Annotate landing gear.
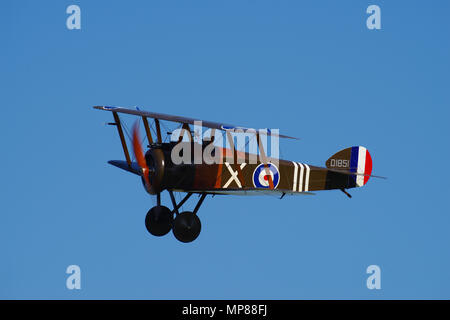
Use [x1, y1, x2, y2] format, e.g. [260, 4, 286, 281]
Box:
[144, 191, 207, 243]
[172, 212, 202, 243]
[145, 193, 172, 236]
[145, 205, 173, 236]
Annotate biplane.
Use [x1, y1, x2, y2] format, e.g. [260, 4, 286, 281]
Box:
[94, 106, 382, 243]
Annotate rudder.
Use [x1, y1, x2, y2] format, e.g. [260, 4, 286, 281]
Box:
[325, 146, 373, 187]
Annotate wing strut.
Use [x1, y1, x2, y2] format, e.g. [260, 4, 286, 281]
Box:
[112, 112, 131, 167]
[141, 116, 153, 145]
[154, 119, 162, 143]
[178, 123, 193, 143]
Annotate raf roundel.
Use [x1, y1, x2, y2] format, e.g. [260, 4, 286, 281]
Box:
[253, 163, 280, 189]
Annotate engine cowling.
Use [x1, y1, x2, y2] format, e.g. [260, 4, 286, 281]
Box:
[141, 142, 199, 194]
[143, 148, 165, 194]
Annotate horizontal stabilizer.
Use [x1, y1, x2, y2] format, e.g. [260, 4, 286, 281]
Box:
[327, 168, 387, 179]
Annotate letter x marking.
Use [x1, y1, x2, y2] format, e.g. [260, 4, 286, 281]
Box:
[223, 162, 247, 188]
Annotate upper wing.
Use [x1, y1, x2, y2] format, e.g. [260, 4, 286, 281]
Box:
[93, 106, 298, 140]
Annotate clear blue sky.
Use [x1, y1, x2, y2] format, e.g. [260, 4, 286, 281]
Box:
[1, 0, 449, 299]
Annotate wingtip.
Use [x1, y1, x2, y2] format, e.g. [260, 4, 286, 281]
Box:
[93, 106, 120, 111]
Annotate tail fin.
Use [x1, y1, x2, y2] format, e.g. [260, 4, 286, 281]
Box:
[325, 146, 373, 187]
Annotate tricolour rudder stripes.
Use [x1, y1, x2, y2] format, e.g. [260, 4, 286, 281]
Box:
[326, 146, 373, 188]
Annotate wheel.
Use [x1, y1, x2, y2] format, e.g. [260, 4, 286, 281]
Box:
[145, 205, 173, 236]
[172, 211, 201, 243]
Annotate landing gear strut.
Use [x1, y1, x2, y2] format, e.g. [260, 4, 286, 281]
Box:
[171, 193, 206, 243]
[144, 191, 207, 243]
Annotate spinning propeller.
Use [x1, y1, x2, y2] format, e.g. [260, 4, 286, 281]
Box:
[132, 121, 151, 192]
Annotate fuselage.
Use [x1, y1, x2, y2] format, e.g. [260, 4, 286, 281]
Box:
[142, 142, 360, 194]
